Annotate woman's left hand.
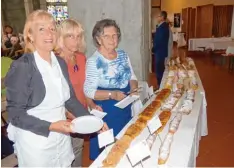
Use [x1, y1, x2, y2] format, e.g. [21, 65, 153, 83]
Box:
[99, 122, 109, 133]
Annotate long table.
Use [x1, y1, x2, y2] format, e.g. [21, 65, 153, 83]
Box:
[188, 37, 232, 51]
[206, 41, 234, 51]
[90, 61, 208, 168]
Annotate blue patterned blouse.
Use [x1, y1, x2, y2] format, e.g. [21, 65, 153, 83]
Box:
[84, 49, 137, 99]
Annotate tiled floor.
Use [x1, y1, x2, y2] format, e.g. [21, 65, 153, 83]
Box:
[191, 55, 234, 167]
[82, 54, 234, 167]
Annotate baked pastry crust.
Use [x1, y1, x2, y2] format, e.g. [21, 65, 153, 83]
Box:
[156, 89, 171, 102]
[135, 117, 148, 128]
[156, 111, 171, 134]
[102, 88, 174, 167]
[158, 158, 167, 165]
[124, 124, 143, 139]
[102, 135, 132, 167]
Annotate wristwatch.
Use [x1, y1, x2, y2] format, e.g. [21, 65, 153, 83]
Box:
[108, 92, 112, 99]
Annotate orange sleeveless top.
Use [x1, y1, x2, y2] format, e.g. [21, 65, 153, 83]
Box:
[66, 52, 87, 109]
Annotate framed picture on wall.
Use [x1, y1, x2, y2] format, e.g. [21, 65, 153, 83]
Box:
[174, 13, 181, 28]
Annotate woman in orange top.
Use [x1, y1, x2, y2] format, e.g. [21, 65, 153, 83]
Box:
[56, 19, 103, 167]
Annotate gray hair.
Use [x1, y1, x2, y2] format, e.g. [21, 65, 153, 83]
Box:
[92, 19, 121, 47]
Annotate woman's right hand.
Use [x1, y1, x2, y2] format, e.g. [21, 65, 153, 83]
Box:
[111, 91, 126, 101]
[49, 120, 73, 134]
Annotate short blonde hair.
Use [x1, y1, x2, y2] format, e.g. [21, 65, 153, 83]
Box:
[56, 19, 86, 55]
[23, 10, 55, 53]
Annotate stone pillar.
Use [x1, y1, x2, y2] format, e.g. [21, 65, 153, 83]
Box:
[40, 0, 47, 11]
[1, 0, 26, 33]
[68, 0, 151, 81]
[24, 0, 34, 15]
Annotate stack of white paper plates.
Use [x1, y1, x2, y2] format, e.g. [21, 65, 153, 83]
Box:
[71, 116, 103, 134]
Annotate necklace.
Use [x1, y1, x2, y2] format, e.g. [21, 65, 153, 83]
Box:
[74, 64, 79, 72]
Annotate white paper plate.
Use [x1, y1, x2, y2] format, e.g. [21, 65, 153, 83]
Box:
[71, 115, 103, 134]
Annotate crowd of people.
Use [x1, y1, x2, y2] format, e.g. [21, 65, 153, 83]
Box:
[1, 25, 24, 59]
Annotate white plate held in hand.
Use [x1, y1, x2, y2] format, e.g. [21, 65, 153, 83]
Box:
[71, 116, 104, 134]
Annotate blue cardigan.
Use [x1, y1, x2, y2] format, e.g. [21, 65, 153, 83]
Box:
[5, 53, 89, 137]
[153, 22, 169, 58]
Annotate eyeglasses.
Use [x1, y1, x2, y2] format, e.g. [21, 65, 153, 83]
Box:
[101, 34, 118, 41]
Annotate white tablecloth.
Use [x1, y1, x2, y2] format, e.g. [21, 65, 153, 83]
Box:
[206, 41, 234, 50]
[159, 62, 208, 167]
[91, 61, 208, 168]
[173, 33, 178, 42]
[188, 37, 232, 51]
[226, 46, 234, 55]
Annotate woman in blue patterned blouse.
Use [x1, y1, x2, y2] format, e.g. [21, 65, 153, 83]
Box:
[84, 19, 138, 160]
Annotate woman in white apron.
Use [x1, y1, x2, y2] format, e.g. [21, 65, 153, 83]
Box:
[5, 10, 90, 167]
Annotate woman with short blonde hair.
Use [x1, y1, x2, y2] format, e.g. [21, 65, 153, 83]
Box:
[56, 19, 105, 166]
[5, 10, 91, 167]
[57, 19, 86, 54]
[23, 10, 55, 53]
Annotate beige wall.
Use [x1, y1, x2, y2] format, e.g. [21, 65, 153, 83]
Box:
[161, 0, 234, 13]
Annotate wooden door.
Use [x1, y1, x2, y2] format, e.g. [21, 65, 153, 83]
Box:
[188, 8, 196, 39]
[213, 5, 233, 37]
[182, 7, 194, 42]
[181, 8, 188, 33]
[196, 4, 214, 38]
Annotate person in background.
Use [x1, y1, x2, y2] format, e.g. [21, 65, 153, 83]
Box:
[3, 34, 12, 49]
[84, 19, 138, 160]
[4, 25, 13, 48]
[5, 10, 91, 167]
[4, 25, 13, 35]
[56, 18, 104, 167]
[153, 11, 169, 87]
[7, 34, 22, 58]
[18, 33, 25, 48]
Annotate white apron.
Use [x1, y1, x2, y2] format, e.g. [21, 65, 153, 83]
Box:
[7, 52, 74, 167]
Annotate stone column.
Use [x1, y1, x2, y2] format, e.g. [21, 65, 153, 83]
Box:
[68, 0, 151, 81]
[24, 0, 34, 15]
[40, 0, 47, 11]
[2, 0, 27, 33]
